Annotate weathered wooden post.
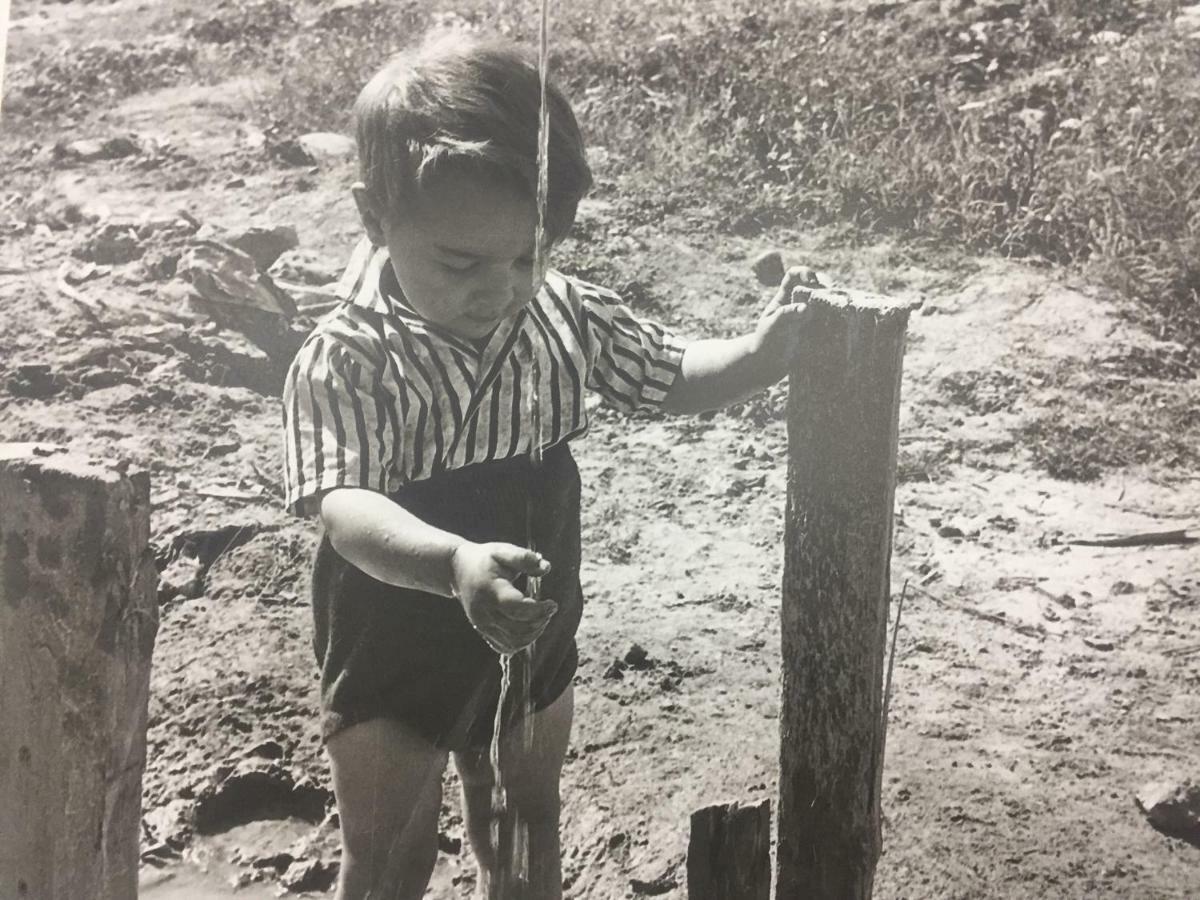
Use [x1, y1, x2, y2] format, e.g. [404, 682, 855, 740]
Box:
[0, 445, 158, 900]
[687, 799, 772, 900]
[776, 289, 916, 898]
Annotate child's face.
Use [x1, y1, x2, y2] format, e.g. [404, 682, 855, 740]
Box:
[353, 169, 540, 341]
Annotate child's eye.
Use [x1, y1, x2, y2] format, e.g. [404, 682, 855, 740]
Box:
[442, 260, 478, 274]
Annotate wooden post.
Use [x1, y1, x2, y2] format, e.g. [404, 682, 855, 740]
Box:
[0, 445, 158, 900]
[687, 799, 772, 900]
[776, 290, 916, 899]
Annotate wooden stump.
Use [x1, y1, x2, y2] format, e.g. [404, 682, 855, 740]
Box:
[688, 799, 772, 900]
[777, 290, 916, 899]
[0, 445, 158, 900]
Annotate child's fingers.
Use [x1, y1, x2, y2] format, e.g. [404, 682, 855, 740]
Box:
[491, 543, 553, 577]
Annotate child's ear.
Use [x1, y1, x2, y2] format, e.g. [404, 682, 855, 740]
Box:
[351, 183, 387, 247]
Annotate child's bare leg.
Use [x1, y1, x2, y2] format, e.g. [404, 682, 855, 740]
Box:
[453, 685, 573, 900]
[326, 718, 449, 900]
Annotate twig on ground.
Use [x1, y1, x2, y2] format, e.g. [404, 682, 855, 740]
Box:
[1162, 643, 1200, 659]
[911, 583, 1049, 641]
[55, 261, 109, 330]
[1069, 529, 1196, 548]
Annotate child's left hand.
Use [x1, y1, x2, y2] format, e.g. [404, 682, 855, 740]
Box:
[753, 265, 824, 363]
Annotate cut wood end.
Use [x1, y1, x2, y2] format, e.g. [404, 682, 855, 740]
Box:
[0, 443, 139, 485]
[797, 286, 923, 315]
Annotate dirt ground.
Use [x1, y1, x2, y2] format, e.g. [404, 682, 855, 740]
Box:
[3, 2, 1198, 898]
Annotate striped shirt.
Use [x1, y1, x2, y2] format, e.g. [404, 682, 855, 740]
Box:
[282, 243, 688, 516]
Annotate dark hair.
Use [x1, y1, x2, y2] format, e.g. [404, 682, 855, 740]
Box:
[354, 30, 592, 243]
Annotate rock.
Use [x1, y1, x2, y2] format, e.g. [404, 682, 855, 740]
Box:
[937, 524, 965, 539]
[53, 135, 140, 164]
[602, 660, 626, 680]
[623, 643, 652, 670]
[267, 138, 316, 167]
[7, 364, 66, 399]
[158, 553, 205, 603]
[230, 225, 299, 272]
[1136, 780, 1200, 848]
[179, 240, 298, 317]
[143, 798, 194, 849]
[297, 131, 357, 164]
[751, 250, 785, 287]
[74, 222, 144, 265]
[268, 248, 341, 286]
[281, 858, 338, 893]
[244, 739, 287, 760]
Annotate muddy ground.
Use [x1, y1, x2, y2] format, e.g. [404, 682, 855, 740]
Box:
[3, 1, 1198, 898]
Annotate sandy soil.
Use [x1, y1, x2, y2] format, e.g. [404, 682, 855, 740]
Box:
[3, 2, 1198, 898]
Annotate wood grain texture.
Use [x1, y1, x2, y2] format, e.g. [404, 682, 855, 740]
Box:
[688, 799, 772, 900]
[0, 445, 158, 900]
[776, 299, 911, 899]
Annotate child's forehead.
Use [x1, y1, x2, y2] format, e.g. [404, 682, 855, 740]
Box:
[396, 172, 538, 257]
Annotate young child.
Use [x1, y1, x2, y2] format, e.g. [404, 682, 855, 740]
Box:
[282, 30, 817, 900]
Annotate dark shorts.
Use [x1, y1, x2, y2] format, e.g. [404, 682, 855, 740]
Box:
[310, 442, 583, 752]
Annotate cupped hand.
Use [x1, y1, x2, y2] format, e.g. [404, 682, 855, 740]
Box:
[450, 542, 557, 655]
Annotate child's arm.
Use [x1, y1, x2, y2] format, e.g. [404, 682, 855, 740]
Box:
[320, 487, 557, 654]
[661, 267, 820, 415]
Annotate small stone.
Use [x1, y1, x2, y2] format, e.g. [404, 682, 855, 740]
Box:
[937, 524, 965, 539]
[297, 132, 356, 164]
[53, 135, 140, 164]
[602, 660, 626, 680]
[751, 250, 785, 287]
[244, 739, 286, 760]
[1083, 636, 1116, 652]
[1136, 780, 1200, 848]
[158, 554, 205, 603]
[623, 643, 651, 669]
[75, 222, 145, 265]
[205, 439, 241, 458]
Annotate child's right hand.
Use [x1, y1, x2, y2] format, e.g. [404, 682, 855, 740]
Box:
[449, 542, 557, 654]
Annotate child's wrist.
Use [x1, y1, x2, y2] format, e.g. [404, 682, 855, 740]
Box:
[446, 539, 475, 600]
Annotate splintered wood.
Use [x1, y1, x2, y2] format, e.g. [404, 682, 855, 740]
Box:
[777, 289, 916, 899]
[0, 444, 158, 900]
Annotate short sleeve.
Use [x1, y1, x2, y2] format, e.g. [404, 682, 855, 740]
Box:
[576, 281, 687, 413]
[281, 332, 399, 517]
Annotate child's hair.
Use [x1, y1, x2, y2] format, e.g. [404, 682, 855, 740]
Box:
[354, 30, 593, 243]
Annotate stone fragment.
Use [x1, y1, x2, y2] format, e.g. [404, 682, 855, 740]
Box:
[230, 225, 300, 272]
[298, 131, 357, 164]
[157, 553, 205, 604]
[74, 222, 144, 265]
[281, 858, 338, 893]
[751, 250, 785, 287]
[624, 643, 652, 670]
[7, 364, 66, 399]
[1136, 780, 1200, 848]
[268, 248, 341, 286]
[53, 135, 140, 164]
